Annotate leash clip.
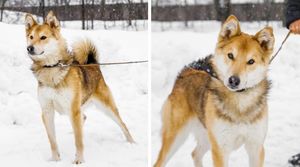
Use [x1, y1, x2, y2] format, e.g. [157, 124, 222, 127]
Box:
[58, 62, 69, 67]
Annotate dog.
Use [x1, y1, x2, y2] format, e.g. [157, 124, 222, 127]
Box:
[25, 11, 134, 164]
[154, 15, 274, 167]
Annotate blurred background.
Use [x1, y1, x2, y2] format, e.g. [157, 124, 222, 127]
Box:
[0, 0, 148, 30]
[152, 0, 286, 31]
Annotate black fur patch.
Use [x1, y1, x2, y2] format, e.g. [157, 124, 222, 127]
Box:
[87, 50, 97, 64]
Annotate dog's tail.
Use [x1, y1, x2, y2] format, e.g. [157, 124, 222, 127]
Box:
[72, 39, 99, 65]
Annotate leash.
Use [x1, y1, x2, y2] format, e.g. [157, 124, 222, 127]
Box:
[70, 60, 148, 67]
[269, 31, 291, 64]
[49, 60, 148, 68]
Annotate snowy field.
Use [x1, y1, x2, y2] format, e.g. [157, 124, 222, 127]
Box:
[0, 23, 148, 167]
[152, 22, 300, 167]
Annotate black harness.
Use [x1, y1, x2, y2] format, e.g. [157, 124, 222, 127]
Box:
[187, 54, 218, 79]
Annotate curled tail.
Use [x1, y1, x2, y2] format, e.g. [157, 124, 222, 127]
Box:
[72, 39, 98, 64]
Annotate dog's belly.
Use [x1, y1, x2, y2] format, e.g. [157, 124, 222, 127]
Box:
[38, 86, 73, 115]
[211, 116, 267, 152]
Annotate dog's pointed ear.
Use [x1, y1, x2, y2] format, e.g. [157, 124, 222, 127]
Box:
[25, 14, 37, 30]
[219, 15, 241, 41]
[254, 27, 275, 52]
[45, 11, 60, 29]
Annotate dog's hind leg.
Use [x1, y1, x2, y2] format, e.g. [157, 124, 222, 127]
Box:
[41, 106, 60, 161]
[191, 119, 210, 167]
[154, 100, 192, 167]
[92, 79, 134, 143]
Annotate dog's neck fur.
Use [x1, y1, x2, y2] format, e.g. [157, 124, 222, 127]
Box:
[209, 78, 270, 123]
[31, 39, 72, 87]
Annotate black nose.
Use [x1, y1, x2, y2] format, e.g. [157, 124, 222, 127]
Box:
[228, 76, 240, 88]
[27, 45, 34, 54]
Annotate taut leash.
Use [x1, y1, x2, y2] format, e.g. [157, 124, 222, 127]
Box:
[269, 31, 291, 64]
[70, 60, 148, 67]
[48, 60, 148, 68]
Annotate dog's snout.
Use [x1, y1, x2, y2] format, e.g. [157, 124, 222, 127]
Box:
[27, 45, 34, 54]
[228, 76, 240, 88]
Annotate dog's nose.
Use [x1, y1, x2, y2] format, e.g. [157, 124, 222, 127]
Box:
[228, 76, 240, 88]
[27, 45, 34, 54]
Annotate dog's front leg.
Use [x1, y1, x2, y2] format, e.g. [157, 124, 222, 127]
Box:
[245, 143, 265, 167]
[42, 107, 60, 161]
[208, 131, 229, 167]
[70, 102, 84, 164]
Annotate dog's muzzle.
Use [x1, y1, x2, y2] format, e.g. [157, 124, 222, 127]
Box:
[27, 45, 44, 56]
[27, 45, 35, 55]
[228, 75, 240, 89]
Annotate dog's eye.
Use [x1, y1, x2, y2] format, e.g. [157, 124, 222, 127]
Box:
[227, 53, 234, 60]
[40, 36, 47, 40]
[30, 35, 33, 39]
[247, 59, 255, 65]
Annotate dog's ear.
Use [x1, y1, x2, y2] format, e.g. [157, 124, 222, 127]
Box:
[25, 14, 37, 30]
[219, 15, 241, 41]
[45, 11, 60, 29]
[254, 27, 274, 52]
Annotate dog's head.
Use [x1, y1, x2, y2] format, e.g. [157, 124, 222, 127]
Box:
[213, 15, 274, 92]
[25, 11, 64, 64]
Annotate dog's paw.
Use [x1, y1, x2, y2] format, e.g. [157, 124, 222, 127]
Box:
[73, 155, 84, 165]
[126, 136, 136, 144]
[50, 152, 61, 161]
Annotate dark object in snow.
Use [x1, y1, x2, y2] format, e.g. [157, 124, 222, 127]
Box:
[185, 54, 218, 79]
[288, 153, 300, 166]
[286, 0, 300, 28]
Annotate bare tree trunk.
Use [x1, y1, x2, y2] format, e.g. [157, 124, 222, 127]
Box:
[81, 0, 85, 30]
[64, 0, 71, 5]
[214, 0, 230, 22]
[100, 0, 106, 29]
[184, 0, 188, 27]
[127, 0, 132, 26]
[91, 0, 94, 29]
[40, 0, 45, 21]
[0, 0, 8, 22]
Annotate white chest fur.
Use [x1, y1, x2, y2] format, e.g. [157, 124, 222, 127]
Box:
[212, 117, 268, 152]
[38, 86, 73, 115]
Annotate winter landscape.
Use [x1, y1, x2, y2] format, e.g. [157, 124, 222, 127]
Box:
[0, 23, 148, 167]
[152, 21, 300, 167]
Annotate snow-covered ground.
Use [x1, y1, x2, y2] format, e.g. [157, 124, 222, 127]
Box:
[0, 23, 148, 167]
[152, 22, 300, 167]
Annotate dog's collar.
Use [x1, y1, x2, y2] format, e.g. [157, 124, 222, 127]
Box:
[43, 61, 69, 68]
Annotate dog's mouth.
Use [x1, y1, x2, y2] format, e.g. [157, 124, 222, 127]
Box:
[226, 85, 246, 93]
[29, 51, 44, 56]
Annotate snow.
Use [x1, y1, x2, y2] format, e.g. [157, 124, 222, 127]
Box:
[152, 22, 300, 167]
[0, 23, 148, 167]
